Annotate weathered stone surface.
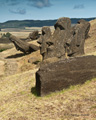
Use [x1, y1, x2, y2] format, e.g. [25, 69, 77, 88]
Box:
[54, 17, 71, 30]
[28, 57, 40, 64]
[36, 55, 96, 96]
[37, 26, 52, 59]
[38, 17, 90, 60]
[77, 19, 90, 39]
[9, 35, 39, 54]
[29, 31, 40, 40]
[66, 19, 90, 57]
[37, 18, 72, 60]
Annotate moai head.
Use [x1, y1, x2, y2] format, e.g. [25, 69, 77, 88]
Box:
[53, 17, 72, 59]
[77, 19, 90, 39]
[39, 17, 73, 60]
[65, 19, 90, 57]
[37, 26, 52, 60]
[54, 17, 71, 30]
[29, 30, 39, 40]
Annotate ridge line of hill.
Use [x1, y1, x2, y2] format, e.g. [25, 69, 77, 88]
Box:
[0, 17, 96, 29]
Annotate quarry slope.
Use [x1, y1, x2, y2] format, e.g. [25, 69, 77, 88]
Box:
[0, 19, 96, 120]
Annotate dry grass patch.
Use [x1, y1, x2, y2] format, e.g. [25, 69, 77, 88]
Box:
[0, 21, 96, 120]
[0, 69, 96, 120]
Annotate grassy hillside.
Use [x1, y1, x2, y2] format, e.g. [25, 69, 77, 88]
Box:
[0, 17, 95, 28]
[0, 19, 96, 120]
[0, 71, 95, 120]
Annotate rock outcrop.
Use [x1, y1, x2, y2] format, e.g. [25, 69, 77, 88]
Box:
[9, 35, 39, 54]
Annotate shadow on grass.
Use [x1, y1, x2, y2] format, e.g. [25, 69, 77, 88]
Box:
[5, 53, 27, 59]
[31, 87, 38, 97]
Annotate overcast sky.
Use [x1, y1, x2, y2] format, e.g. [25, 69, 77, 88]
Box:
[0, 0, 96, 22]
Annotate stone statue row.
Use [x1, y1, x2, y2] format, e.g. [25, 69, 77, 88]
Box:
[38, 17, 90, 60]
[9, 17, 90, 61]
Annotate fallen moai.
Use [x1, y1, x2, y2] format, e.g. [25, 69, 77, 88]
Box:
[29, 30, 40, 40]
[36, 55, 96, 96]
[9, 35, 39, 54]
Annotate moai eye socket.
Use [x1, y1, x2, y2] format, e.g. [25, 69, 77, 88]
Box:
[76, 45, 80, 47]
[66, 42, 70, 47]
[73, 31, 76, 36]
[42, 31, 46, 35]
[46, 41, 53, 46]
[55, 24, 65, 30]
[37, 39, 42, 45]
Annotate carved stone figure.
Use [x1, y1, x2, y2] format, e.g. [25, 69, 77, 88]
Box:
[29, 30, 40, 40]
[9, 35, 39, 54]
[38, 17, 90, 60]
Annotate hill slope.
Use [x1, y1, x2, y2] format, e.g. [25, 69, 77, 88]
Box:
[0, 19, 96, 120]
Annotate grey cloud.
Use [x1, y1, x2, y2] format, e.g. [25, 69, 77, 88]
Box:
[28, 0, 52, 8]
[6, 0, 20, 6]
[2, 0, 52, 8]
[74, 4, 85, 9]
[9, 8, 26, 15]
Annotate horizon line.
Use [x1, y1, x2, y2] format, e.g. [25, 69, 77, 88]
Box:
[0, 17, 96, 23]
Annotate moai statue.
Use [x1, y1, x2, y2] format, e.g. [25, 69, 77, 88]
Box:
[46, 17, 72, 59]
[9, 35, 39, 54]
[38, 17, 72, 60]
[37, 26, 52, 60]
[65, 19, 90, 57]
[29, 30, 40, 40]
[38, 17, 90, 61]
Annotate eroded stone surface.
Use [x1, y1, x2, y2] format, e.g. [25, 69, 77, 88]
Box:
[36, 55, 96, 96]
[29, 31, 40, 40]
[9, 35, 39, 54]
[37, 26, 52, 59]
[38, 17, 90, 60]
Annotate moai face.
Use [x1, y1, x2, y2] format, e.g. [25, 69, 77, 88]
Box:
[38, 27, 52, 60]
[42, 17, 72, 59]
[65, 19, 90, 57]
[54, 17, 71, 30]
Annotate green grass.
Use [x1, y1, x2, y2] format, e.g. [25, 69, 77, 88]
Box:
[45, 79, 95, 98]
[0, 49, 6, 52]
